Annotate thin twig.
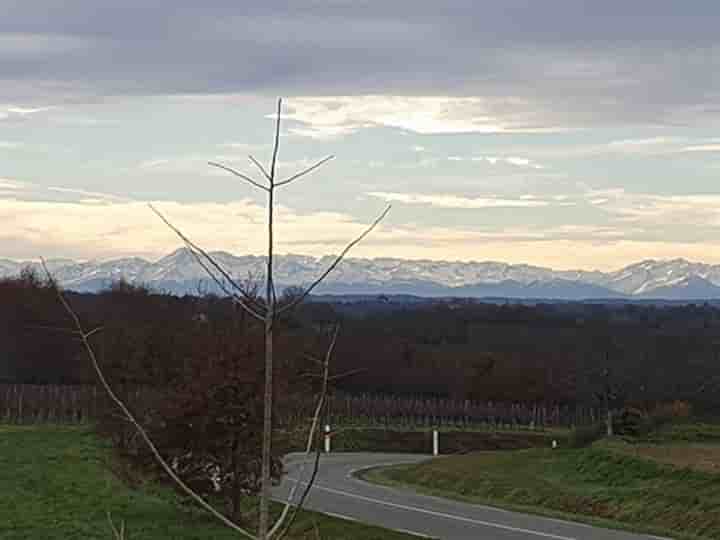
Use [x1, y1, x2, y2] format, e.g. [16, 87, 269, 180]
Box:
[107, 511, 123, 540]
[208, 161, 270, 192]
[43, 261, 257, 540]
[302, 353, 326, 367]
[300, 368, 366, 381]
[269, 326, 339, 540]
[85, 326, 104, 339]
[328, 368, 367, 381]
[269, 99, 282, 183]
[249, 155, 271, 183]
[275, 156, 334, 188]
[277, 205, 391, 315]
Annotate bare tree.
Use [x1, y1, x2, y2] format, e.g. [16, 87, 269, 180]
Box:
[205, 98, 389, 538]
[46, 97, 389, 540]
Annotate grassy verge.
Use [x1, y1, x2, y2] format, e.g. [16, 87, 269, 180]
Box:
[604, 438, 720, 474]
[327, 426, 559, 453]
[639, 422, 720, 444]
[0, 425, 419, 540]
[361, 440, 720, 540]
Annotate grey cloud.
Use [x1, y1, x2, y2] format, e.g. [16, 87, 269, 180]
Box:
[1, 1, 720, 128]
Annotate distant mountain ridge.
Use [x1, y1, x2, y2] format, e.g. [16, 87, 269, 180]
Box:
[4, 249, 720, 300]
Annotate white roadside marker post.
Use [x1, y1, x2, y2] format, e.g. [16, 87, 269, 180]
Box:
[433, 429, 439, 456]
[324, 424, 331, 453]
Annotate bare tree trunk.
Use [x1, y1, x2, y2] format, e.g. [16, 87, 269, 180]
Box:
[259, 309, 274, 537]
[258, 98, 280, 540]
[606, 408, 614, 437]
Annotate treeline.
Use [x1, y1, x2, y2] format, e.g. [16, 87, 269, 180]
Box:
[3, 271, 720, 413]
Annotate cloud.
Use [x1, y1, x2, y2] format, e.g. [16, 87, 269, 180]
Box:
[283, 96, 567, 137]
[6, 181, 720, 270]
[5, 106, 53, 115]
[587, 189, 720, 227]
[605, 137, 688, 154]
[448, 155, 545, 169]
[9, 190, 720, 271]
[0, 3, 719, 131]
[0, 141, 22, 149]
[680, 144, 720, 153]
[0, 104, 54, 122]
[0, 177, 128, 204]
[0, 178, 25, 190]
[46, 186, 129, 202]
[0, 196, 389, 260]
[218, 142, 265, 152]
[367, 191, 551, 209]
[0, 33, 87, 57]
[0, 191, 628, 268]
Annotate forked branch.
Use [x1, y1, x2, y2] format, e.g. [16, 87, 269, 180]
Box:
[107, 512, 126, 540]
[275, 156, 335, 188]
[249, 155, 272, 182]
[208, 162, 270, 192]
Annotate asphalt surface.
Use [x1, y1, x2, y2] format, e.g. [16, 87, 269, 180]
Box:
[272, 452, 670, 540]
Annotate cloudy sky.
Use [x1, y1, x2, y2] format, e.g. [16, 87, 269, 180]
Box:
[3, 1, 720, 270]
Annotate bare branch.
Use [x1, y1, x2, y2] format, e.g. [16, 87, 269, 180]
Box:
[85, 326, 104, 339]
[187, 245, 264, 318]
[208, 161, 270, 192]
[106, 512, 126, 540]
[269, 325, 339, 540]
[328, 367, 367, 381]
[275, 156, 334, 188]
[258, 98, 283, 540]
[277, 205, 391, 315]
[43, 261, 257, 540]
[302, 353, 325, 367]
[301, 368, 366, 381]
[249, 155, 271, 183]
[269, 98, 282, 185]
[149, 204, 266, 321]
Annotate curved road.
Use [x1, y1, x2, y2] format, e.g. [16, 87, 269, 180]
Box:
[272, 453, 669, 540]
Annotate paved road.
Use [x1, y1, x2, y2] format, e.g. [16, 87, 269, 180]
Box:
[272, 453, 670, 540]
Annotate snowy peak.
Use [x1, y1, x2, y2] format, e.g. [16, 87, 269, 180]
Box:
[4, 252, 720, 300]
[636, 275, 720, 299]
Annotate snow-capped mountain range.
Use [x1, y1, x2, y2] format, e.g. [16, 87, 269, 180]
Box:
[5, 248, 720, 300]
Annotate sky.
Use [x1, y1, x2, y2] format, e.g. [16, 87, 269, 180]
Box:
[2, 1, 720, 271]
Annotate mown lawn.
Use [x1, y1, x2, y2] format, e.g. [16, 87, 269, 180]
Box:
[0, 425, 418, 540]
[363, 438, 720, 540]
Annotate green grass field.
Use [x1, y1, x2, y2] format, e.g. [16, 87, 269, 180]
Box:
[363, 435, 720, 540]
[0, 425, 418, 540]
